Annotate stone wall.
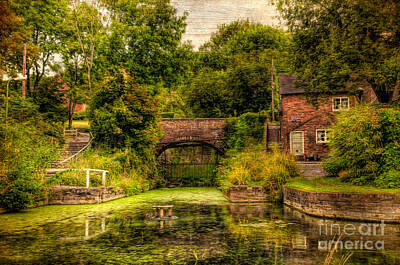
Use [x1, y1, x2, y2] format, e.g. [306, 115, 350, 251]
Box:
[157, 118, 226, 156]
[225, 186, 268, 202]
[284, 187, 400, 222]
[280, 94, 356, 158]
[48, 186, 126, 205]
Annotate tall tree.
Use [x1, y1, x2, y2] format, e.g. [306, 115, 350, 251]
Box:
[89, 69, 160, 154]
[60, 39, 87, 128]
[274, 0, 400, 103]
[185, 21, 291, 118]
[11, 0, 69, 94]
[70, 0, 104, 91]
[0, 0, 27, 74]
[100, 0, 189, 87]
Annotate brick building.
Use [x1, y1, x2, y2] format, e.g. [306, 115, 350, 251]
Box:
[279, 74, 360, 160]
[52, 75, 87, 113]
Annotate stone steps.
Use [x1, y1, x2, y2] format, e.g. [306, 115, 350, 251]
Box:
[50, 133, 91, 169]
[297, 162, 326, 179]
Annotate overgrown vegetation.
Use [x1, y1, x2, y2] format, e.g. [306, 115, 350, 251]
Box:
[0, 92, 62, 210]
[86, 69, 162, 193]
[89, 70, 160, 154]
[224, 112, 269, 151]
[184, 20, 291, 118]
[218, 145, 299, 201]
[324, 104, 400, 188]
[274, 0, 400, 103]
[47, 148, 161, 195]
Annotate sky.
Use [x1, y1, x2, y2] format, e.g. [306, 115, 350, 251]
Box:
[171, 0, 282, 49]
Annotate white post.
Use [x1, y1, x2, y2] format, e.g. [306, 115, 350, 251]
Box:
[102, 171, 106, 186]
[86, 170, 90, 188]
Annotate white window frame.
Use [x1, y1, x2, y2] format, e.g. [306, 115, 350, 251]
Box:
[316, 129, 332, 144]
[332, 97, 350, 111]
[290, 131, 304, 155]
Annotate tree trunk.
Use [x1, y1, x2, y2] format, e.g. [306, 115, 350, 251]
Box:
[68, 99, 73, 129]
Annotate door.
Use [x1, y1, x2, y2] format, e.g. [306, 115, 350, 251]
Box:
[290, 131, 304, 155]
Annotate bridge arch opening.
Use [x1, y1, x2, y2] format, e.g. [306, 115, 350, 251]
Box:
[156, 140, 224, 158]
[156, 141, 222, 187]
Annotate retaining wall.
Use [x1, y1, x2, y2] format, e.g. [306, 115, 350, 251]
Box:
[48, 186, 126, 205]
[283, 186, 400, 222]
[225, 186, 268, 202]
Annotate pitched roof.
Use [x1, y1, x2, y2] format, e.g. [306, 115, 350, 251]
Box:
[279, 73, 304, 95]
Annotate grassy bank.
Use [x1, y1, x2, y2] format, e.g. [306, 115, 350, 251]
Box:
[65, 120, 90, 129]
[286, 177, 400, 194]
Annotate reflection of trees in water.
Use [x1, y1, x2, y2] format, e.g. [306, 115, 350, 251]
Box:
[1, 203, 400, 264]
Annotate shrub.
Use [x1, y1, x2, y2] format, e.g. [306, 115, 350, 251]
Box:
[217, 145, 299, 201]
[0, 96, 61, 210]
[161, 112, 174, 118]
[0, 172, 42, 211]
[89, 69, 160, 156]
[224, 112, 268, 151]
[72, 111, 87, 120]
[325, 104, 400, 188]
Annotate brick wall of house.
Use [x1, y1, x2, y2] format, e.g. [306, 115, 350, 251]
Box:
[280, 94, 356, 158]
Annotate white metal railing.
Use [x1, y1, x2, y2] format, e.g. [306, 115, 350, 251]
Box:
[52, 168, 109, 188]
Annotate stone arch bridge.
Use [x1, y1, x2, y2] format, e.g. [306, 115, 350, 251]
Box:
[156, 118, 226, 156]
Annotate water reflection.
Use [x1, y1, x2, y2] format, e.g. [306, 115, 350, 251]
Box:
[0, 202, 399, 264]
[61, 218, 107, 241]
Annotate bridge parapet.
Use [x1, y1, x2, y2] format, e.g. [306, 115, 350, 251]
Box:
[156, 118, 226, 156]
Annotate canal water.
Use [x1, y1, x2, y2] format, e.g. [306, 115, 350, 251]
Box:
[0, 188, 399, 264]
[170, 0, 281, 48]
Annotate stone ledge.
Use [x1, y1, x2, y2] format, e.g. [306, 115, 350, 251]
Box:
[283, 186, 400, 222]
[225, 186, 268, 202]
[48, 186, 126, 205]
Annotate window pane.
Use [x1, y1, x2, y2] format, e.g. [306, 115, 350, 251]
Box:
[342, 98, 349, 109]
[333, 98, 341, 110]
[317, 131, 322, 142]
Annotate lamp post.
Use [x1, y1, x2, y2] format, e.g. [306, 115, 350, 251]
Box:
[2, 74, 27, 140]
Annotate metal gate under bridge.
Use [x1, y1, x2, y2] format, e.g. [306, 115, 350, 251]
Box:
[157, 143, 221, 187]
